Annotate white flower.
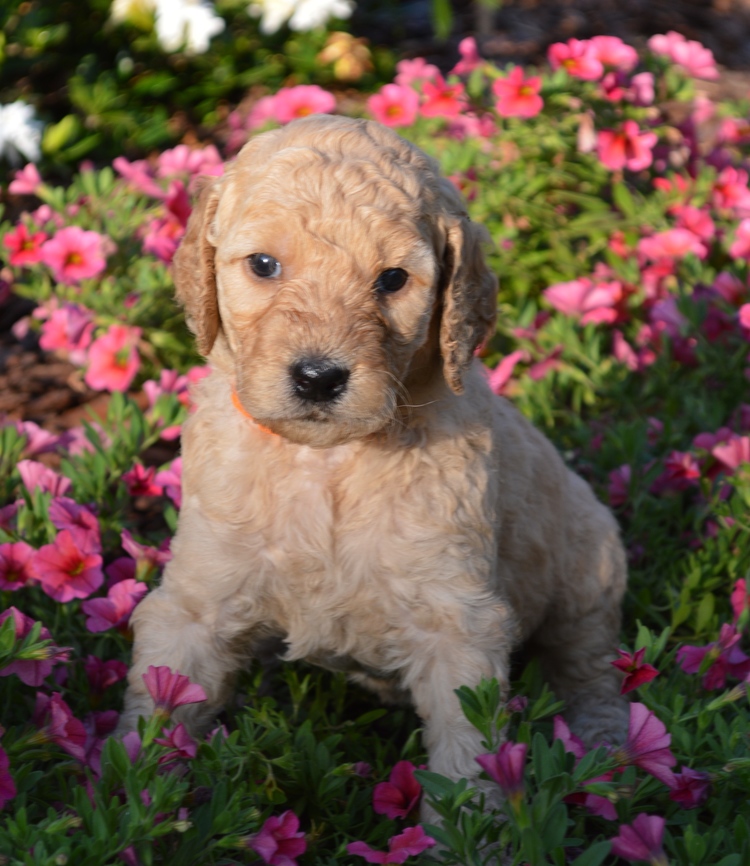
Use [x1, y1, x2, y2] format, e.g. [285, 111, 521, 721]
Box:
[0, 101, 44, 166]
[154, 0, 225, 54]
[248, 0, 353, 34]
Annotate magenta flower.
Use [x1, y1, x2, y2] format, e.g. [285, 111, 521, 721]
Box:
[420, 75, 467, 119]
[650, 450, 701, 495]
[84, 324, 141, 393]
[41, 226, 107, 284]
[731, 578, 749, 623]
[608, 464, 632, 507]
[33, 530, 103, 603]
[3, 223, 47, 266]
[367, 84, 419, 128]
[154, 722, 198, 767]
[8, 162, 42, 195]
[272, 85, 336, 125]
[372, 760, 422, 819]
[611, 648, 659, 694]
[0, 743, 15, 810]
[120, 529, 172, 580]
[475, 740, 527, 804]
[669, 766, 711, 809]
[677, 623, 750, 689]
[638, 228, 708, 262]
[347, 826, 436, 864]
[142, 665, 207, 717]
[597, 120, 658, 172]
[0, 607, 70, 686]
[610, 813, 668, 865]
[648, 31, 719, 80]
[122, 464, 164, 498]
[48, 496, 101, 554]
[83, 709, 120, 777]
[487, 349, 526, 396]
[0, 541, 36, 590]
[81, 578, 148, 634]
[548, 39, 603, 80]
[611, 703, 675, 786]
[31, 692, 87, 761]
[247, 810, 307, 866]
[492, 66, 543, 119]
[84, 655, 129, 696]
[17, 459, 72, 497]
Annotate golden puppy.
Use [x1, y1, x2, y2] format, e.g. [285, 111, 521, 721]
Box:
[120, 115, 628, 807]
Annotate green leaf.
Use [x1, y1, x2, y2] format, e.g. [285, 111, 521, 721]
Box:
[570, 840, 611, 866]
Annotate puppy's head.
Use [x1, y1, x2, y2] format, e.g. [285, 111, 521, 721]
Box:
[174, 115, 497, 447]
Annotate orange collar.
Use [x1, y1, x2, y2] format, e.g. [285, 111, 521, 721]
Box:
[231, 389, 279, 437]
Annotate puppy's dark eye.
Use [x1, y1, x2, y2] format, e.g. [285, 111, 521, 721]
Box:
[374, 268, 408, 294]
[248, 253, 281, 278]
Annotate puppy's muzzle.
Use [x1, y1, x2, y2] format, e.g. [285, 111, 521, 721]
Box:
[290, 358, 350, 403]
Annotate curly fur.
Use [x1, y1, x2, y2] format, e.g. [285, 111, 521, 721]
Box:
[120, 115, 629, 812]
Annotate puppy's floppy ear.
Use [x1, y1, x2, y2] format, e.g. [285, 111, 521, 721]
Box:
[173, 176, 222, 356]
[437, 181, 498, 394]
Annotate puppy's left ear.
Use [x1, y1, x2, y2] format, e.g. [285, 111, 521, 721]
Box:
[438, 185, 498, 394]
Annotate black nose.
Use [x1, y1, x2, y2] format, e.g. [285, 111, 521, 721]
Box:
[290, 358, 350, 403]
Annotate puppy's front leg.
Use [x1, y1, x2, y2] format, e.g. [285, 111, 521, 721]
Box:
[399, 602, 515, 819]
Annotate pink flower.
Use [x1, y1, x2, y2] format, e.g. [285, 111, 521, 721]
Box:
[39, 303, 94, 364]
[113, 156, 164, 198]
[0, 607, 70, 686]
[14, 419, 65, 457]
[611, 703, 675, 786]
[33, 530, 104, 603]
[48, 497, 101, 554]
[373, 760, 421, 819]
[84, 324, 141, 392]
[83, 709, 119, 777]
[638, 228, 707, 261]
[492, 66, 543, 119]
[712, 435, 750, 473]
[548, 39, 603, 80]
[154, 722, 197, 766]
[41, 227, 107, 284]
[156, 144, 223, 180]
[543, 278, 621, 324]
[120, 529, 172, 580]
[82, 578, 148, 634]
[610, 813, 668, 865]
[611, 648, 659, 694]
[650, 450, 701, 494]
[553, 716, 616, 819]
[32, 692, 87, 761]
[84, 655, 129, 696]
[17, 460, 72, 497]
[475, 740, 527, 804]
[629, 71, 655, 106]
[420, 75, 467, 119]
[451, 36, 483, 76]
[347, 826, 436, 864]
[597, 120, 658, 172]
[677, 623, 750, 689]
[0, 541, 36, 590]
[0, 745, 16, 810]
[142, 214, 184, 263]
[272, 86, 336, 124]
[712, 167, 750, 216]
[8, 163, 42, 195]
[367, 84, 419, 128]
[648, 31, 719, 80]
[487, 350, 526, 395]
[247, 811, 307, 866]
[608, 464, 632, 507]
[731, 578, 749, 623]
[142, 665, 207, 717]
[155, 459, 182, 508]
[669, 766, 711, 809]
[730, 219, 750, 261]
[394, 57, 440, 87]
[673, 204, 715, 242]
[3, 223, 47, 266]
[122, 464, 164, 497]
[589, 35, 638, 72]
